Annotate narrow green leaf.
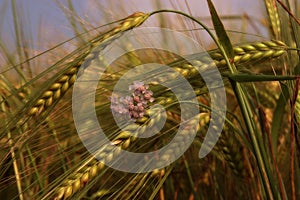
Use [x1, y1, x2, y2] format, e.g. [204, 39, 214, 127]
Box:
[207, 0, 234, 58]
[271, 83, 289, 155]
[293, 61, 300, 75]
[226, 73, 297, 82]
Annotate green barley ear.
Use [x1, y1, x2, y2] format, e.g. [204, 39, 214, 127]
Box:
[2, 2, 298, 199]
[119, 12, 150, 29]
[52, 111, 208, 199]
[217, 125, 248, 177]
[53, 157, 105, 200]
[61, 38, 287, 198]
[27, 12, 150, 117]
[264, 0, 281, 39]
[211, 40, 287, 69]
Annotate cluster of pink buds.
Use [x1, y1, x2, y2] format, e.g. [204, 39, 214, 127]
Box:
[110, 81, 154, 121]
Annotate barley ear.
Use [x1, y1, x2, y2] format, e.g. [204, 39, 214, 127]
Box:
[218, 125, 247, 177]
[264, 0, 281, 39]
[28, 12, 150, 117]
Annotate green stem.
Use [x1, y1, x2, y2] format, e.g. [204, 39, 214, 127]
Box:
[149, 9, 280, 199]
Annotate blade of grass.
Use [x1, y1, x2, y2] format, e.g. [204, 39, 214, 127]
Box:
[207, 0, 234, 59]
[271, 83, 289, 153]
[11, 0, 28, 83]
[227, 74, 297, 82]
[150, 7, 281, 198]
[253, 83, 288, 200]
[206, 0, 283, 199]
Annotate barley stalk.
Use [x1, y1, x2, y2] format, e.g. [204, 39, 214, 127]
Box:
[295, 89, 300, 126]
[0, 95, 24, 200]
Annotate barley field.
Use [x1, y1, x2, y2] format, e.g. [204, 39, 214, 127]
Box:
[0, 1, 299, 199]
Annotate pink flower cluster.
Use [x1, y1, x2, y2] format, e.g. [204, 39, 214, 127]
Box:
[110, 81, 154, 120]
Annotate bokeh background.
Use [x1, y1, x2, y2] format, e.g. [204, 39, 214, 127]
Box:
[1, 0, 270, 53]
